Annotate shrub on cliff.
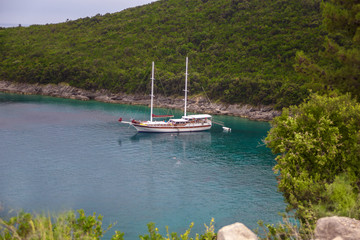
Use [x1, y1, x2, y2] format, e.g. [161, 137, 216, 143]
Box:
[265, 93, 360, 223]
[0, 210, 216, 240]
[0, 209, 124, 240]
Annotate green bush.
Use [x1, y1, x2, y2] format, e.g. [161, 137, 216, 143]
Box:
[139, 218, 216, 240]
[256, 214, 315, 240]
[0, 210, 216, 240]
[265, 93, 360, 223]
[0, 209, 123, 240]
[318, 173, 360, 218]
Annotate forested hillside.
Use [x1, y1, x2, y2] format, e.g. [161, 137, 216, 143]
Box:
[0, 0, 324, 108]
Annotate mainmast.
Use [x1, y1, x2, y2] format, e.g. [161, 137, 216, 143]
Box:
[184, 57, 189, 117]
[150, 61, 155, 122]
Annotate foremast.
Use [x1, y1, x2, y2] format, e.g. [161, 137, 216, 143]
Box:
[150, 61, 155, 122]
[184, 57, 189, 117]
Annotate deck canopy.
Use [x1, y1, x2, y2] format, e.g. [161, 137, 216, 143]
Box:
[182, 114, 212, 120]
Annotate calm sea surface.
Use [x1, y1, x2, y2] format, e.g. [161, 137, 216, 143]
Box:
[0, 93, 285, 239]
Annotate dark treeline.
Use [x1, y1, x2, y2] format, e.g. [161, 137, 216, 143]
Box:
[1, 0, 325, 108]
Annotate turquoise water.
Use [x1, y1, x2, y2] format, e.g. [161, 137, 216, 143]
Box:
[0, 93, 285, 239]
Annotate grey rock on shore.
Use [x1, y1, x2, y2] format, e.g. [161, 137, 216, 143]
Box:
[315, 216, 360, 240]
[0, 81, 281, 121]
[218, 216, 360, 240]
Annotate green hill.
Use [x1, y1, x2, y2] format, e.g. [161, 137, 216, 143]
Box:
[0, 0, 324, 108]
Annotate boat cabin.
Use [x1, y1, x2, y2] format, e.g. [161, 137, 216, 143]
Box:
[169, 119, 188, 125]
[182, 114, 212, 123]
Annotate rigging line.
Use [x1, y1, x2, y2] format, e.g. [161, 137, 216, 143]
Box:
[201, 86, 214, 110]
[201, 85, 231, 132]
[121, 66, 152, 121]
[158, 76, 168, 98]
[201, 85, 225, 127]
[157, 74, 175, 117]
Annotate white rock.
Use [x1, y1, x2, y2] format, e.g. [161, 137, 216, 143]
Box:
[217, 222, 258, 240]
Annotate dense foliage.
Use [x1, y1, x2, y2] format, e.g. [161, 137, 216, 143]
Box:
[0, 0, 324, 108]
[263, 0, 360, 230]
[0, 210, 216, 240]
[294, 0, 360, 102]
[0, 209, 123, 240]
[139, 220, 216, 240]
[265, 93, 360, 223]
[256, 215, 314, 240]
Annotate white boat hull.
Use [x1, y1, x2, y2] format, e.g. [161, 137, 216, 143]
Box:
[132, 124, 212, 133]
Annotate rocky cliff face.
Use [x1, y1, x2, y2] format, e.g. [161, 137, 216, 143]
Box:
[0, 81, 280, 121]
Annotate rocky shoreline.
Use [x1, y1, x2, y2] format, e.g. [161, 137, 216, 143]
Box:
[0, 80, 280, 121]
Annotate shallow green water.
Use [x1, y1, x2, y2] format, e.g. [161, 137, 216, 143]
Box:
[0, 93, 285, 239]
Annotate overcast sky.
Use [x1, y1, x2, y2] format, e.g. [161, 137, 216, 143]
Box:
[0, 0, 157, 27]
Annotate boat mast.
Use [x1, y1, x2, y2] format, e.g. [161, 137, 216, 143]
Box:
[184, 57, 189, 117]
[150, 61, 155, 122]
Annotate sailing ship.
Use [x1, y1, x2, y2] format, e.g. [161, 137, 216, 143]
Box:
[119, 57, 212, 133]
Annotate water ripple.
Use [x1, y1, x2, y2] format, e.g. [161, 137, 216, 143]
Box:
[0, 93, 285, 239]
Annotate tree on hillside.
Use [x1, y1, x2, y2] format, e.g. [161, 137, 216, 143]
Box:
[265, 93, 360, 223]
[0, 0, 324, 107]
[294, 0, 360, 100]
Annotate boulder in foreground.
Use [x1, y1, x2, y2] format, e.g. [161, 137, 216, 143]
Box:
[217, 222, 258, 240]
[315, 216, 360, 240]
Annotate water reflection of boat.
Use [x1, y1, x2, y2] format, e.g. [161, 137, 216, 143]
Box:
[129, 131, 212, 144]
[118, 58, 212, 133]
[129, 132, 212, 164]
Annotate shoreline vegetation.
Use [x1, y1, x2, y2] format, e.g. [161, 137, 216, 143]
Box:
[1, 209, 360, 240]
[0, 0, 324, 115]
[0, 80, 280, 121]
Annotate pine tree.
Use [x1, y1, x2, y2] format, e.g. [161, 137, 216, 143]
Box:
[294, 0, 360, 99]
